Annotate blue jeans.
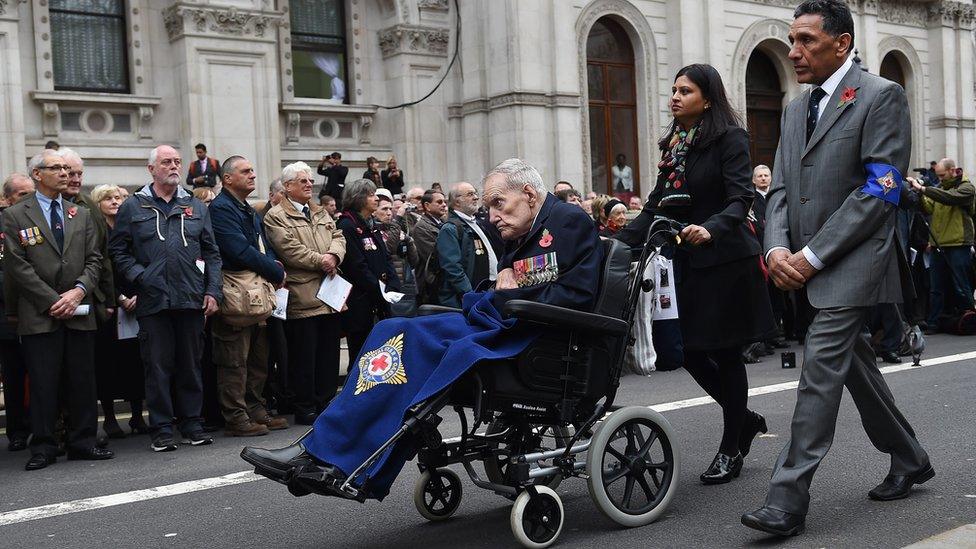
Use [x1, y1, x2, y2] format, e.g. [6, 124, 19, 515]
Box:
[927, 246, 975, 325]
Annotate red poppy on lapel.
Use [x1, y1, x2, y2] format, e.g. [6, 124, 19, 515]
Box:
[66, 206, 78, 219]
[183, 206, 193, 217]
[838, 86, 858, 108]
[539, 229, 553, 248]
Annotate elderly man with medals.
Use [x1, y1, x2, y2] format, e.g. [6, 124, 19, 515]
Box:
[242, 158, 603, 499]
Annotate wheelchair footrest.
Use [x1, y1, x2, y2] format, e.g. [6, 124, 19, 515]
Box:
[290, 465, 368, 503]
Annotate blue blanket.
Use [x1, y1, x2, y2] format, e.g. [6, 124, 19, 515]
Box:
[302, 291, 535, 499]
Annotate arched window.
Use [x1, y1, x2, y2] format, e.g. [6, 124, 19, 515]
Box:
[50, 0, 129, 93]
[880, 53, 907, 88]
[586, 17, 639, 201]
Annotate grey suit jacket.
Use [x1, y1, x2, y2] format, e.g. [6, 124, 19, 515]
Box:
[2, 193, 101, 335]
[764, 65, 908, 309]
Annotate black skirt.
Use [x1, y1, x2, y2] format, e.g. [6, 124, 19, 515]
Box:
[672, 251, 776, 352]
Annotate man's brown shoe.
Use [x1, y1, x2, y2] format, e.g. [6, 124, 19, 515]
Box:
[255, 416, 289, 431]
[226, 421, 270, 437]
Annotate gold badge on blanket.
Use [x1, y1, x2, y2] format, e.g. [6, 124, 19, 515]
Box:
[512, 252, 559, 288]
[355, 333, 407, 395]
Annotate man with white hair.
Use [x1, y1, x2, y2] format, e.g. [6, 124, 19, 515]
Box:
[108, 145, 223, 452]
[58, 148, 93, 208]
[431, 182, 498, 307]
[4, 149, 108, 469]
[242, 158, 604, 499]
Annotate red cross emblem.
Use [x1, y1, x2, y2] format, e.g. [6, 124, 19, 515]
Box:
[370, 353, 390, 374]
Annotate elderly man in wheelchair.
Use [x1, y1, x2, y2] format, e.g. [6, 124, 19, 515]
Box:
[242, 158, 682, 548]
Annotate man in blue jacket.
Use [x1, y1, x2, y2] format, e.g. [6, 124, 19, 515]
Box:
[435, 182, 498, 307]
[209, 156, 288, 437]
[108, 145, 223, 453]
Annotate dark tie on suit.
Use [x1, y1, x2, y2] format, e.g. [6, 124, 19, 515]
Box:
[50, 200, 64, 251]
[302, 204, 311, 221]
[806, 87, 828, 143]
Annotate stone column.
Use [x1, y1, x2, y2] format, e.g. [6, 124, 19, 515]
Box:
[854, 0, 879, 71]
[926, 2, 975, 171]
[161, 1, 284, 195]
[0, 1, 25, 178]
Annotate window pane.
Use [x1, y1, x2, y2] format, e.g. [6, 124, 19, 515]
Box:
[50, 1, 128, 93]
[293, 50, 347, 102]
[589, 106, 608, 195]
[50, 0, 124, 16]
[586, 18, 634, 63]
[609, 107, 638, 200]
[587, 64, 604, 101]
[607, 66, 635, 104]
[290, 0, 343, 44]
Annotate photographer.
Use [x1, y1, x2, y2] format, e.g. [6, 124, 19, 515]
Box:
[908, 158, 975, 332]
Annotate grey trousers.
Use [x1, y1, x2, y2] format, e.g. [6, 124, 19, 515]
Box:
[765, 306, 929, 515]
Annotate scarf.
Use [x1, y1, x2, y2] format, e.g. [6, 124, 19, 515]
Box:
[656, 122, 701, 208]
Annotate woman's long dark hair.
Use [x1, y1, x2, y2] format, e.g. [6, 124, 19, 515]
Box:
[659, 63, 742, 150]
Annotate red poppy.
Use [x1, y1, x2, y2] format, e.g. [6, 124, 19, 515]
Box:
[67, 206, 78, 219]
[539, 229, 553, 248]
[839, 86, 857, 106]
[183, 207, 193, 217]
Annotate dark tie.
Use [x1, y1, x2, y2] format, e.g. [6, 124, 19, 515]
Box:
[51, 200, 64, 251]
[302, 204, 311, 221]
[806, 87, 828, 143]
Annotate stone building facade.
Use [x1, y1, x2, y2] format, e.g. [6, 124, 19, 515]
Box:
[0, 0, 973, 200]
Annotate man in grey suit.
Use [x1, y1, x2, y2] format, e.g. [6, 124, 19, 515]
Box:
[742, 0, 931, 536]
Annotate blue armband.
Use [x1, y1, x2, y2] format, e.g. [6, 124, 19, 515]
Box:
[861, 163, 902, 206]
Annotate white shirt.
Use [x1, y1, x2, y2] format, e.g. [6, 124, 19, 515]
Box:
[289, 198, 311, 217]
[765, 56, 854, 271]
[455, 210, 499, 280]
[612, 165, 634, 192]
[198, 158, 208, 174]
[812, 55, 854, 123]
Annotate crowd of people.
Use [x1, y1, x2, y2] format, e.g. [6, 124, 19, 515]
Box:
[0, 138, 971, 472]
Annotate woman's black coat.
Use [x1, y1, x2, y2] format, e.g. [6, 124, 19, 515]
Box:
[336, 211, 401, 331]
[618, 126, 760, 268]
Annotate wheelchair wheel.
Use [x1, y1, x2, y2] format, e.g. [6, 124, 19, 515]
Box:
[414, 468, 462, 521]
[484, 422, 570, 497]
[586, 406, 679, 527]
[510, 486, 564, 549]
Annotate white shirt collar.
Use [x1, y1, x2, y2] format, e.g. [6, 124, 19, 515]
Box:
[817, 55, 854, 101]
[289, 198, 310, 214]
[453, 210, 499, 279]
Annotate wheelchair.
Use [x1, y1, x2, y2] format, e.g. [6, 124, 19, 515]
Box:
[276, 217, 683, 549]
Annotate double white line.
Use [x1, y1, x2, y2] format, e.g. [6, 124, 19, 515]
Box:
[2, 350, 973, 528]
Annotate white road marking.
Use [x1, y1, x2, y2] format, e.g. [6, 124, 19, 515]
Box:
[0, 471, 260, 527]
[1, 349, 974, 528]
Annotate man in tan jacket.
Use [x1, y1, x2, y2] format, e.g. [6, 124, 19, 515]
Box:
[264, 161, 346, 425]
[3, 149, 111, 470]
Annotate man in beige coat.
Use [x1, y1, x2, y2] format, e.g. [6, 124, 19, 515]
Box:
[3, 149, 112, 470]
[264, 161, 346, 425]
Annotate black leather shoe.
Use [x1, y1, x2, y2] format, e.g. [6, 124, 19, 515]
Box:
[879, 351, 902, 364]
[25, 454, 56, 471]
[739, 411, 768, 457]
[741, 506, 806, 536]
[294, 412, 318, 426]
[700, 452, 743, 484]
[67, 447, 115, 461]
[7, 436, 28, 452]
[241, 442, 321, 483]
[868, 463, 935, 501]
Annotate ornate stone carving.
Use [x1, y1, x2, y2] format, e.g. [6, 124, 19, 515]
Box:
[162, 3, 284, 42]
[358, 115, 373, 144]
[285, 112, 301, 144]
[0, 0, 9, 16]
[927, 1, 976, 29]
[377, 24, 450, 58]
[418, 0, 449, 11]
[41, 102, 59, 137]
[744, 0, 798, 9]
[878, 1, 928, 26]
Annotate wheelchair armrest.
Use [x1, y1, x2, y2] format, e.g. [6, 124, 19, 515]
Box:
[417, 305, 463, 316]
[502, 300, 629, 336]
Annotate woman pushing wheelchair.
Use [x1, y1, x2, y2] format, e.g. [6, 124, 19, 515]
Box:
[241, 158, 604, 500]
